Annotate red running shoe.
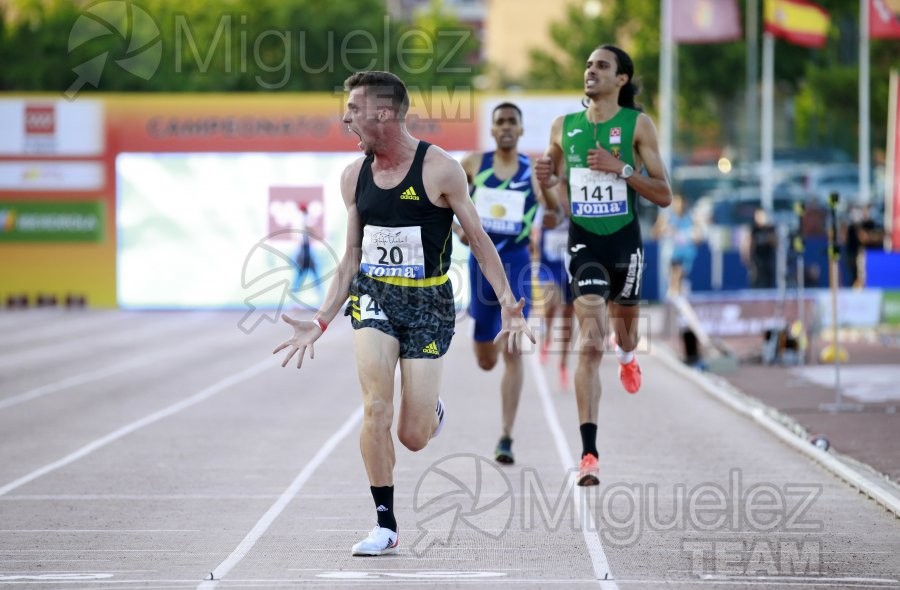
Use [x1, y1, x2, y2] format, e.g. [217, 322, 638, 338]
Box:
[577, 453, 600, 486]
[618, 357, 642, 394]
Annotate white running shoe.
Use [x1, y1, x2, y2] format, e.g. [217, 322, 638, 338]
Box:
[351, 525, 399, 556]
[432, 397, 446, 439]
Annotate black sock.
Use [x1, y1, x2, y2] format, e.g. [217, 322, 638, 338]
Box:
[370, 485, 397, 532]
[580, 423, 598, 458]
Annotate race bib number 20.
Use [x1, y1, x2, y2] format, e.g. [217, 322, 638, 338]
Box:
[360, 225, 426, 279]
[569, 167, 628, 218]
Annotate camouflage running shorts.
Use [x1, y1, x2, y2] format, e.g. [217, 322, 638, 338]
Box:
[345, 272, 456, 359]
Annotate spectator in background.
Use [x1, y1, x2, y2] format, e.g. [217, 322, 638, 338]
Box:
[844, 204, 884, 288]
[800, 199, 827, 239]
[291, 203, 322, 298]
[742, 208, 778, 289]
[652, 194, 702, 296]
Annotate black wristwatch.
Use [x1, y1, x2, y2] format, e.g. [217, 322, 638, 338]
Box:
[619, 164, 634, 179]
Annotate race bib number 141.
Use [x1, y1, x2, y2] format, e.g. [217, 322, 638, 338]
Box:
[569, 167, 628, 218]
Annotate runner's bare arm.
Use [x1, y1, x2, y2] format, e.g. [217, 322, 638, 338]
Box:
[425, 148, 535, 350]
[273, 158, 365, 368]
[315, 158, 365, 324]
[532, 163, 561, 229]
[453, 151, 482, 245]
[630, 113, 672, 208]
[535, 115, 564, 189]
[429, 152, 517, 307]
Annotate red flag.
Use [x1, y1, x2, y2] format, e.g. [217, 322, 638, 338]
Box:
[673, 0, 742, 44]
[870, 0, 900, 39]
[764, 0, 830, 48]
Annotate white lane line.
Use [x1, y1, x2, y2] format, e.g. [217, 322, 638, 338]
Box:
[1, 349, 186, 411]
[0, 313, 210, 371]
[0, 358, 273, 498]
[0, 311, 123, 346]
[0, 529, 201, 534]
[0, 329, 223, 411]
[527, 355, 620, 589]
[197, 405, 363, 589]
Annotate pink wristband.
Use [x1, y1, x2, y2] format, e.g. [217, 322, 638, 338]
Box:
[314, 317, 328, 332]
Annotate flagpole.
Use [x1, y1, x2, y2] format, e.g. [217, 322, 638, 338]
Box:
[860, 0, 872, 205]
[660, 0, 674, 173]
[761, 32, 775, 213]
[887, 70, 898, 251]
[746, 0, 759, 164]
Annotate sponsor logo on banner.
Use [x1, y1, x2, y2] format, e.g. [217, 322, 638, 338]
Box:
[610, 127, 622, 144]
[0, 201, 104, 242]
[24, 104, 56, 153]
[25, 105, 55, 134]
[0, 162, 105, 192]
[0, 99, 104, 156]
[267, 186, 324, 242]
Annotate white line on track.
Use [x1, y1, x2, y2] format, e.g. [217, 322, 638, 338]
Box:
[0, 330, 224, 411]
[197, 405, 363, 589]
[0, 312, 211, 371]
[0, 358, 273, 497]
[527, 354, 620, 589]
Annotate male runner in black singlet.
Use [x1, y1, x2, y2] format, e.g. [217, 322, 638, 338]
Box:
[274, 71, 534, 556]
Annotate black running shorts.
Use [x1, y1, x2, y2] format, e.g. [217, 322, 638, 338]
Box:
[568, 221, 644, 305]
[345, 272, 456, 359]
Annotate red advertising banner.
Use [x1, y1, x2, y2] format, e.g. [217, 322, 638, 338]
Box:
[105, 93, 477, 153]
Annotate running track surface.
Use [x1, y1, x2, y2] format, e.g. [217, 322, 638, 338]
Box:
[1, 309, 898, 589]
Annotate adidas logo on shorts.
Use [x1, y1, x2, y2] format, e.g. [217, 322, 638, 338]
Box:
[422, 341, 440, 355]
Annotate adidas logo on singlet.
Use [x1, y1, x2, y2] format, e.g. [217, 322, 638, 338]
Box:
[422, 341, 440, 355]
[400, 186, 420, 201]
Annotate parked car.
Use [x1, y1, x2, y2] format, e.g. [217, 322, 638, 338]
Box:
[708, 185, 811, 228]
[671, 164, 735, 203]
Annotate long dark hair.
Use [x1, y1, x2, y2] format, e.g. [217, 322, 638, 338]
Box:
[582, 44, 642, 112]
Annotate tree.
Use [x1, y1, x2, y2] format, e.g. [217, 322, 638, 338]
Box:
[524, 0, 895, 163]
[0, 0, 479, 93]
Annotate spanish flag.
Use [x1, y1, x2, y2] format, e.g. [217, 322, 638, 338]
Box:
[764, 0, 830, 48]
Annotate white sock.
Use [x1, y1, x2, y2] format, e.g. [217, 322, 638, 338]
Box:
[616, 346, 634, 365]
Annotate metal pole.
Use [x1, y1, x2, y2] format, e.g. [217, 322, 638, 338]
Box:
[820, 192, 862, 412]
[795, 201, 806, 365]
[860, 0, 872, 205]
[761, 33, 775, 214]
[659, 0, 674, 173]
[746, 0, 759, 164]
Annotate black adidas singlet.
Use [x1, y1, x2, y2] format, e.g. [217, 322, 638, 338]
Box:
[355, 141, 454, 281]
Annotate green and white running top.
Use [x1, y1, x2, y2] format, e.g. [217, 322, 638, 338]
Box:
[562, 107, 640, 236]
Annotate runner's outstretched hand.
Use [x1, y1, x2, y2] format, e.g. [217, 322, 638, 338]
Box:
[273, 314, 324, 369]
[494, 298, 536, 354]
